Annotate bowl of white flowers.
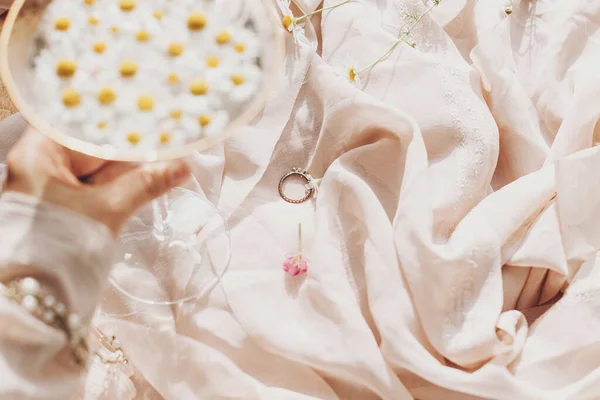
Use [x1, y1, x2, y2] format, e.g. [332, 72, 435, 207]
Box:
[0, 0, 285, 161]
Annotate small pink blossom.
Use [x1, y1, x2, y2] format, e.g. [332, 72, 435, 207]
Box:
[283, 253, 309, 276]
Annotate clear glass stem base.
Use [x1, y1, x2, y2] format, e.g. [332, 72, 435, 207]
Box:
[101, 188, 231, 315]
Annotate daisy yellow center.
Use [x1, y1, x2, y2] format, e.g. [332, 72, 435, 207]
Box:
[153, 11, 164, 19]
[84, 0, 95, 4]
[170, 109, 182, 120]
[54, 17, 71, 31]
[88, 16, 100, 26]
[167, 73, 180, 84]
[111, 26, 120, 33]
[56, 59, 77, 78]
[199, 115, 212, 127]
[190, 79, 208, 95]
[97, 87, 116, 105]
[126, 132, 141, 145]
[168, 43, 184, 57]
[137, 95, 154, 111]
[206, 55, 219, 68]
[230, 74, 245, 86]
[159, 132, 172, 144]
[136, 30, 150, 42]
[188, 12, 207, 31]
[119, 60, 137, 77]
[119, 0, 136, 12]
[93, 41, 106, 53]
[234, 43, 245, 53]
[282, 15, 293, 30]
[62, 88, 80, 108]
[97, 121, 107, 129]
[216, 31, 232, 45]
[348, 67, 357, 82]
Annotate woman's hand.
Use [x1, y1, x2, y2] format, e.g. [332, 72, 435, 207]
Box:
[3, 126, 191, 234]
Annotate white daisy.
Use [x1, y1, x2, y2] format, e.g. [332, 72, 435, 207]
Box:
[111, 115, 159, 151]
[159, 61, 199, 91]
[189, 47, 242, 100]
[155, 129, 189, 148]
[221, 64, 262, 104]
[105, 0, 156, 30]
[153, 27, 195, 63]
[82, 108, 117, 144]
[95, 49, 164, 85]
[157, 105, 198, 144]
[227, 28, 262, 61]
[276, 0, 310, 46]
[161, 7, 214, 44]
[115, 8, 164, 44]
[200, 110, 230, 138]
[177, 90, 211, 116]
[77, 37, 123, 78]
[46, 84, 94, 125]
[113, 80, 168, 117]
[34, 48, 79, 91]
[40, 0, 88, 48]
[333, 55, 362, 87]
[160, 95, 228, 140]
[84, 10, 108, 35]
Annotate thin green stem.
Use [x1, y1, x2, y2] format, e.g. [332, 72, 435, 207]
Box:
[295, 0, 352, 23]
[356, 1, 439, 75]
[356, 41, 401, 74]
[298, 223, 303, 252]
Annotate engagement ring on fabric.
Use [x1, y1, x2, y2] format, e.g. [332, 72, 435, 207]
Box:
[279, 168, 319, 204]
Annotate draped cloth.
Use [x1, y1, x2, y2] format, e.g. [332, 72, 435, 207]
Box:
[2, 0, 600, 398]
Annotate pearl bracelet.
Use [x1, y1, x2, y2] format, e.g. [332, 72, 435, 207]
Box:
[0, 277, 88, 365]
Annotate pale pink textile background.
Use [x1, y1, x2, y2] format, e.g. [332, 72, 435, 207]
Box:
[2, 0, 600, 399]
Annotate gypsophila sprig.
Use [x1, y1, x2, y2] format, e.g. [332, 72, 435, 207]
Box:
[341, 0, 442, 86]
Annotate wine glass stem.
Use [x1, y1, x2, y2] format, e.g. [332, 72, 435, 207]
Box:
[152, 194, 171, 241]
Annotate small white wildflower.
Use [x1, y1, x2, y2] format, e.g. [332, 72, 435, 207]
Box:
[221, 64, 263, 104]
[78, 40, 121, 78]
[111, 115, 159, 150]
[34, 48, 78, 91]
[200, 110, 230, 138]
[113, 81, 167, 117]
[333, 56, 362, 87]
[276, 0, 311, 47]
[40, 0, 87, 46]
[106, 0, 155, 29]
[227, 28, 262, 61]
[47, 87, 93, 125]
[82, 108, 117, 144]
[157, 99, 199, 142]
[178, 90, 213, 115]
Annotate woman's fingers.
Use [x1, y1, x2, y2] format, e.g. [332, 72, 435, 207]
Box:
[86, 162, 138, 185]
[69, 151, 107, 178]
[100, 160, 191, 225]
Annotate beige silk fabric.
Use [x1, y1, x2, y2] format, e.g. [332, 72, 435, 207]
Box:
[2, 0, 600, 399]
